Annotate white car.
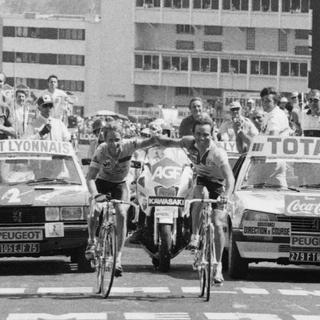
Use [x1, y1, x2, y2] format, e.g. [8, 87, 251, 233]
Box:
[227, 135, 320, 278]
[0, 140, 91, 272]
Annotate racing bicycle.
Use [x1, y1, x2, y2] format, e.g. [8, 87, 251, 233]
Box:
[91, 193, 138, 298]
[185, 198, 224, 302]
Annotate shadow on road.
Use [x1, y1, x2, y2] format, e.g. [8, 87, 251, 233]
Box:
[0, 258, 81, 276]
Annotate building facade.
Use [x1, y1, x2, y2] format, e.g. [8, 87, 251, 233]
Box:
[100, 0, 312, 114]
[0, 1, 313, 116]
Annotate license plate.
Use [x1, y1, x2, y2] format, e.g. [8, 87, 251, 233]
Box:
[155, 207, 178, 223]
[0, 243, 40, 254]
[289, 251, 320, 263]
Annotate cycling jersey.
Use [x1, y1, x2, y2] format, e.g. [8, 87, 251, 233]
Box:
[89, 138, 140, 183]
[180, 137, 229, 185]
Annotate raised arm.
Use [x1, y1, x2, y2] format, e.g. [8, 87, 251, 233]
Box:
[156, 134, 183, 148]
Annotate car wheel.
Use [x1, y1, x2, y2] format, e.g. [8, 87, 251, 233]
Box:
[228, 230, 248, 279]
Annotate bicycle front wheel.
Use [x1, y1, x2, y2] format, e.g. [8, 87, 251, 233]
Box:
[204, 225, 214, 302]
[98, 224, 117, 298]
[198, 229, 206, 298]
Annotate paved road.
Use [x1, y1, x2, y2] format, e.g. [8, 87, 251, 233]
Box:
[1, 243, 320, 320]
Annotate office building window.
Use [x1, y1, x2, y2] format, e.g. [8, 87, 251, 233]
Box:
[164, 0, 190, 8]
[58, 54, 85, 66]
[136, 0, 161, 7]
[246, 28, 255, 50]
[282, 0, 309, 13]
[193, 0, 219, 9]
[295, 46, 310, 55]
[176, 40, 194, 50]
[192, 57, 217, 72]
[250, 60, 277, 75]
[252, 0, 278, 11]
[280, 62, 307, 77]
[39, 28, 58, 39]
[204, 26, 223, 35]
[176, 25, 195, 34]
[203, 42, 222, 51]
[162, 56, 188, 71]
[3, 26, 15, 37]
[221, 59, 247, 74]
[135, 54, 159, 69]
[2, 51, 15, 63]
[295, 29, 309, 39]
[59, 28, 85, 40]
[278, 29, 288, 52]
[222, 0, 248, 10]
[175, 87, 192, 95]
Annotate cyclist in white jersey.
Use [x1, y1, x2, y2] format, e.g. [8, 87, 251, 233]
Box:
[86, 122, 157, 276]
[156, 117, 234, 285]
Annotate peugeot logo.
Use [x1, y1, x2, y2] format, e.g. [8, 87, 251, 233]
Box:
[312, 218, 320, 231]
[12, 210, 23, 223]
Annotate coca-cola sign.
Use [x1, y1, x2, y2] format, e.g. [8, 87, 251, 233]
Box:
[285, 195, 320, 216]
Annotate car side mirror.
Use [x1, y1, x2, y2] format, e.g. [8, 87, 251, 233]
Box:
[81, 158, 91, 166]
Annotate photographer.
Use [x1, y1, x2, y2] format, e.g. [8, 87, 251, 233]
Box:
[219, 101, 258, 153]
[24, 95, 70, 141]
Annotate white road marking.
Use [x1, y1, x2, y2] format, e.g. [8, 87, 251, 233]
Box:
[110, 287, 170, 294]
[124, 313, 190, 320]
[278, 289, 310, 296]
[239, 288, 269, 295]
[181, 287, 237, 294]
[37, 287, 94, 294]
[204, 313, 282, 320]
[6, 313, 107, 320]
[0, 288, 25, 294]
[292, 316, 320, 320]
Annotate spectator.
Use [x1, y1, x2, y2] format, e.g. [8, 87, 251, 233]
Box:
[218, 101, 258, 153]
[0, 102, 16, 139]
[260, 87, 291, 136]
[42, 75, 69, 124]
[24, 95, 70, 141]
[279, 96, 288, 112]
[179, 97, 211, 137]
[13, 89, 30, 138]
[301, 89, 320, 137]
[245, 98, 255, 119]
[0, 72, 8, 104]
[251, 109, 265, 132]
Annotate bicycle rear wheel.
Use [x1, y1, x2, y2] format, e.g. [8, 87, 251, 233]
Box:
[198, 230, 206, 298]
[98, 224, 117, 298]
[204, 225, 214, 302]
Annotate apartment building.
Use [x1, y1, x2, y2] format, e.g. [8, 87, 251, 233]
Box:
[100, 0, 312, 113]
[0, 12, 102, 116]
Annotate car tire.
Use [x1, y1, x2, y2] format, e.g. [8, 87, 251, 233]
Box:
[228, 230, 248, 279]
[72, 248, 95, 273]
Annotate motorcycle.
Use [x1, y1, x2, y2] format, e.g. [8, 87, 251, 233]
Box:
[131, 146, 194, 272]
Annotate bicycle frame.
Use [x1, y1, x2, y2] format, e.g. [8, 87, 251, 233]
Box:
[185, 198, 221, 302]
[92, 194, 139, 298]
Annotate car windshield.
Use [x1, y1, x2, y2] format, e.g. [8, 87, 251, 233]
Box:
[0, 155, 82, 185]
[239, 156, 320, 190]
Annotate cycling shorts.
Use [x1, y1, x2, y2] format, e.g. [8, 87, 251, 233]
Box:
[196, 176, 224, 208]
[196, 176, 224, 199]
[95, 178, 129, 201]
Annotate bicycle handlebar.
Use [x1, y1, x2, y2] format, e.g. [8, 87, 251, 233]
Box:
[93, 194, 140, 217]
[184, 197, 228, 215]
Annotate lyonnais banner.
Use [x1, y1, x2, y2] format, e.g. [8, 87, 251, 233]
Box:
[285, 195, 320, 216]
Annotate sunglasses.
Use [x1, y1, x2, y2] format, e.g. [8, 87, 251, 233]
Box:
[253, 116, 263, 120]
[41, 104, 53, 108]
[309, 98, 320, 103]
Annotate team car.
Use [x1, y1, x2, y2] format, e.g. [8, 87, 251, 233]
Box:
[227, 135, 320, 278]
[0, 139, 91, 271]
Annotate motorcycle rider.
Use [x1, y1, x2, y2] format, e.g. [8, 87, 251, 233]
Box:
[156, 116, 234, 285]
[85, 121, 157, 277]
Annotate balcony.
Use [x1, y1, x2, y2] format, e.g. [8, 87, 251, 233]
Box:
[135, 7, 311, 30]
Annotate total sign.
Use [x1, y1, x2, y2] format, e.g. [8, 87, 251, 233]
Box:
[151, 157, 183, 188]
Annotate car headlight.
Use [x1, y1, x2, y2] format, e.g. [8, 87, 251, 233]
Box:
[240, 210, 277, 226]
[45, 207, 60, 221]
[61, 207, 84, 220]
